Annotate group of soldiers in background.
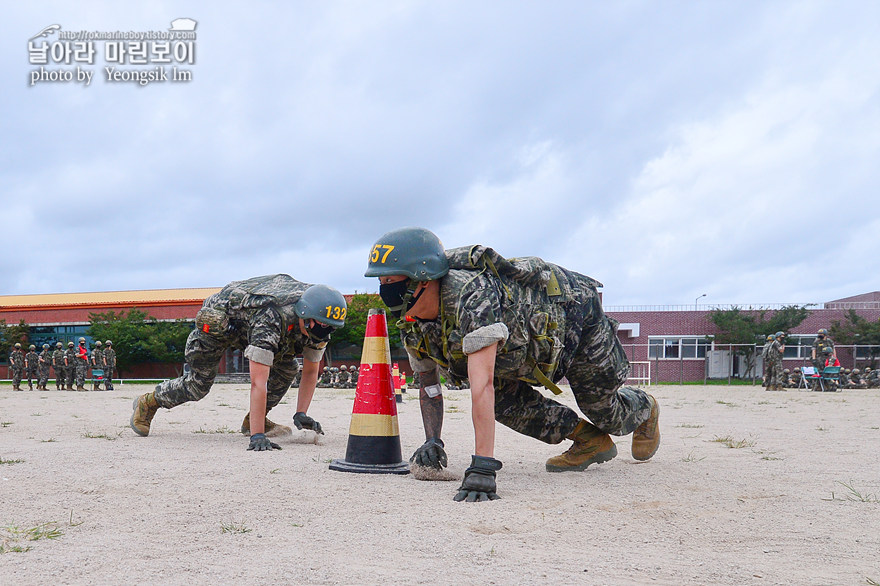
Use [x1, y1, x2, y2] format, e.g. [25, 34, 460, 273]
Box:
[315, 365, 360, 389]
[7, 338, 116, 391]
[761, 327, 879, 392]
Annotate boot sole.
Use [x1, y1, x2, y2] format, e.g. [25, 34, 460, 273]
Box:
[130, 397, 150, 437]
[546, 443, 618, 472]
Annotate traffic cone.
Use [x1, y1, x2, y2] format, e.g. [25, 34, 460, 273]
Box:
[330, 309, 409, 475]
[393, 362, 403, 403]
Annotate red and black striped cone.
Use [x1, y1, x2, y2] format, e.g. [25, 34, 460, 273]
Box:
[329, 309, 409, 475]
[393, 362, 403, 404]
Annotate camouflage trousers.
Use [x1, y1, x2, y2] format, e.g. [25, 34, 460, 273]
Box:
[38, 365, 51, 387]
[11, 366, 23, 387]
[66, 364, 76, 388]
[154, 328, 299, 412]
[75, 362, 88, 387]
[104, 366, 114, 385]
[494, 311, 652, 445]
[25, 367, 38, 386]
[53, 367, 65, 387]
[766, 361, 783, 387]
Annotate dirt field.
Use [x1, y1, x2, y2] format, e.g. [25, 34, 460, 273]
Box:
[1, 382, 878, 585]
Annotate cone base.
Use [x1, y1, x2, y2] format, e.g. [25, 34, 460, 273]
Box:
[329, 459, 410, 475]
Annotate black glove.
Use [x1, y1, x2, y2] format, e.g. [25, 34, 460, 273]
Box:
[410, 438, 447, 470]
[293, 412, 324, 435]
[453, 455, 502, 502]
[247, 433, 281, 451]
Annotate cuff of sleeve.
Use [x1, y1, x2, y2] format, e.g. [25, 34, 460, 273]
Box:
[302, 346, 326, 363]
[245, 345, 275, 366]
[462, 323, 509, 355]
[407, 353, 437, 373]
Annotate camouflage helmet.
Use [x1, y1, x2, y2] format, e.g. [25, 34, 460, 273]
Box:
[794, 367, 801, 372]
[29, 344, 36, 350]
[56, 342, 63, 348]
[364, 227, 449, 281]
[817, 328, 829, 335]
[78, 337, 86, 343]
[67, 341, 74, 347]
[323, 366, 329, 372]
[845, 368, 851, 374]
[95, 340, 102, 346]
[775, 331, 785, 339]
[14, 342, 21, 348]
[42, 344, 49, 349]
[294, 284, 347, 329]
[105, 340, 112, 346]
[766, 334, 774, 341]
[340, 365, 348, 371]
[783, 368, 790, 374]
[822, 347, 833, 355]
[853, 368, 860, 374]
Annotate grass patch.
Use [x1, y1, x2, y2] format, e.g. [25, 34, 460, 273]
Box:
[445, 405, 461, 413]
[81, 430, 123, 441]
[715, 400, 738, 407]
[710, 435, 756, 449]
[682, 450, 706, 462]
[865, 578, 879, 586]
[674, 423, 704, 429]
[0, 458, 25, 465]
[220, 520, 252, 534]
[0, 422, 12, 428]
[193, 425, 236, 434]
[0, 521, 63, 554]
[824, 481, 879, 503]
[816, 425, 829, 432]
[40, 438, 57, 443]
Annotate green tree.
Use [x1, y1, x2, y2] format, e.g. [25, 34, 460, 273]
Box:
[0, 319, 30, 360]
[331, 293, 401, 350]
[830, 309, 880, 367]
[88, 309, 192, 375]
[709, 305, 810, 378]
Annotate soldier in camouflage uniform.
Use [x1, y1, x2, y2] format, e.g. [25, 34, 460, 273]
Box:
[338, 365, 350, 388]
[840, 368, 852, 388]
[64, 341, 76, 390]
[52, 342, 66, 390]
[789, 366, 803, 389]
[9, 343, 25, 391]
[130, 275, 346, 452]
[103, 341, 116, 390]
[73, 337, 90, 391]
[765, 332, 785, 391]
[781, 368, 791, 388]
[865, 367, 879, 388]
[820, 347, 840, 392]
[319, 366, 332, 387]
[849, 369, 867, 389]
[811, 329, 834, 373]
[90, 340, 105, 390]
[760, 334, 773, 388]
[349, 364, 359, 388]
[25, 345, 39, 390]
[38, 344, 51, 390]
[366, 227, 659, 502]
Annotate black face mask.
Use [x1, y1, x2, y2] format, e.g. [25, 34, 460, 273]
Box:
[817, 335, 825, 339]
[307, 321, 334, 342]
[379, 280, 411, 318]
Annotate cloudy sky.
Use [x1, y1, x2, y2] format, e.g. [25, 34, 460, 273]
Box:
[3, 1, 878, 307]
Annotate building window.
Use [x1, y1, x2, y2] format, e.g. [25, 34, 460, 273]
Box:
[782, 335, 815, 359]
[649, 337, 711, 359]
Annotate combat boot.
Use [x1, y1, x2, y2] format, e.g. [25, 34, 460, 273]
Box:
[241, 413, 292, 438]
[76, 385, 86, 391]
[130, 392, 160, 437]
[632, 394, 660, 461]
[546, 420, 618, 472]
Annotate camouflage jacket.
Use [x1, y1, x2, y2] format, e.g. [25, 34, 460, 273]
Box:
[812, 337, 834, 358]
[25, 351, 39, 369]
[104, 348, 116, 368]
[52, 349, 66, 368]
[91, 348, 104, 368]
[200, 274, 327, 366]
[39, 349, 51, 367]
[64, 347, 76, 366]
[9, 349, 24, 368]
[400, 246, 607, 386]
[74, 344, 89, 363]
[767, 340, 783, 363]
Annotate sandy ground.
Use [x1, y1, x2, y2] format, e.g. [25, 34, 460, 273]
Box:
[1, 382, 879, 586]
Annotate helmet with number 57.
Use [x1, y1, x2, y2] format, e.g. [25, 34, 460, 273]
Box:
[364, 227, 449, 281]
[294, 284, 347, 328]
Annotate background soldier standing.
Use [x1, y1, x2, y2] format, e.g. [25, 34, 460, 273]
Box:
[130, 275, 346, 451]
[9, 342, 25, 391]
[64, 341, 76, 390]
[811, 328, 834, 372]
[761, 334, 773, 387]
[91, 340, 104, 390]
[366, 227, 659, 502]
[38, 344, 51, 390]
[74, 337, 89, 391]
[52, 342, 66, 390]
[766, 332, 785, 391]
[103, 340, 116, 390]
[25, 344, 39, 391]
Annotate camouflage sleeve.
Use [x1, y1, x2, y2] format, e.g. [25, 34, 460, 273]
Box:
[455, 274, 508, 354]
[243, 306, 283, 366]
